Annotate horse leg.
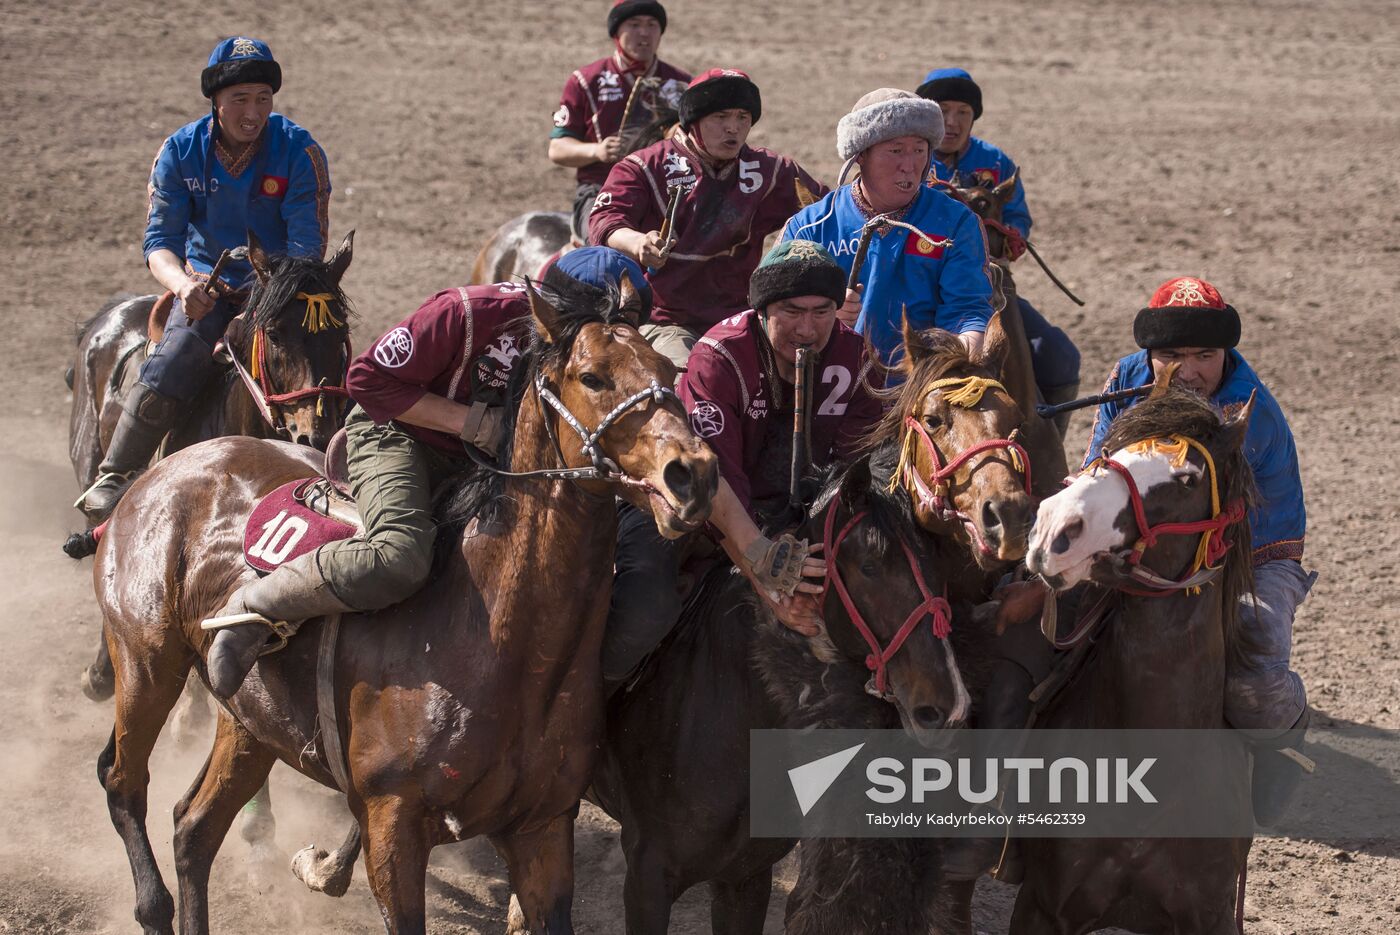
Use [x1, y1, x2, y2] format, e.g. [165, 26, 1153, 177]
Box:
[81, 629, 116, 701]
[709, 868, 772, 935]
[168, 669, 213, 747]
[238, 778, 277, 857]
[172, 713, 276, 934]
[621, 843, 679, 935]
[99, 638, 191, 935]
[495, 812, 576, 934]
[292, 821, 362, 897]
[361, 795, 431, 935]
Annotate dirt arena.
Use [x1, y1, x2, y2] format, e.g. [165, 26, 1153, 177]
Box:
[3, 0, 1398, 931]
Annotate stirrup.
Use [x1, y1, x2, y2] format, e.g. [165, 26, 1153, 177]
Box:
[201, 612, 298, 655]
[73, 470, 137, 509]
[1279, 746, 1317, 773]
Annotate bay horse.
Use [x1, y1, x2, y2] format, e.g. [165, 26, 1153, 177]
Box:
[69, 231, 356, 701]
[1015, 381, 1257, 933]
[93, 284, 717, 935]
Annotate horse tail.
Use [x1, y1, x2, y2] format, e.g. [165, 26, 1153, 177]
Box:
[62, 522, 105, 560]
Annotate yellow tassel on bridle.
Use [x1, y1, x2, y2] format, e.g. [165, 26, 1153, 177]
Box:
[926, 375, 1009, 408]
[296, 292, 342, 333]
[250, 329, 263, 381]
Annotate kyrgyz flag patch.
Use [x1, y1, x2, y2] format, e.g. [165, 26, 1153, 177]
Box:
[259, 175, 289, 198]
[904, 230, 947, 259]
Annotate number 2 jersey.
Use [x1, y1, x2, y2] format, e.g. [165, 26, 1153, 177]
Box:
[588, 133, 827, 334]
[679, 310, 882, 514]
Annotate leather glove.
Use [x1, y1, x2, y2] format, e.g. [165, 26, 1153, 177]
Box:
[459, 402, 505, 456]
[743, 532, 812, 598]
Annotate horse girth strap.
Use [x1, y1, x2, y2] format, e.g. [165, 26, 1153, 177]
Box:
[316, 612, 353, 794]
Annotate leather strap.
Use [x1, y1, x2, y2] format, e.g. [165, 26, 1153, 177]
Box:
[317, 613, 353, 794]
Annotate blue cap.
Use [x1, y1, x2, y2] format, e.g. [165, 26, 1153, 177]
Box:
[915, 67, 981, 119]
[202, 37, 282, 98]
[545, 247, 654, 324]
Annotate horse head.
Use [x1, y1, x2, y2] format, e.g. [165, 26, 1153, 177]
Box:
[946, 171, 1020, 261]
[809, 453, 977, 749]
[1028, 383, 1255, 594]
[225, 230, 355, 449]
[882, 315, 1035, 568]
[515, 276, 717, 537]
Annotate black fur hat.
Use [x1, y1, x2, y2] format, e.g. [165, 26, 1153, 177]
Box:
[608, 0, 668, 37]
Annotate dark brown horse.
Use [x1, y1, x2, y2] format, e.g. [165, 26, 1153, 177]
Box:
[69, 233, 355, 702]
[93, 285, 717, 935]
[1016, 383, 1257, 933]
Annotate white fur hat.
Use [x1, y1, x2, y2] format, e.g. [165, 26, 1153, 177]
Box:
[836, 88, 945, 161]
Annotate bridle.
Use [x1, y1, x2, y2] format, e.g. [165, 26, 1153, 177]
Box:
[227, 292, 352, 434]
[895, 375, 1032, 556]
[1083, 434, 1246, 597]
[818, 495, 952, 700]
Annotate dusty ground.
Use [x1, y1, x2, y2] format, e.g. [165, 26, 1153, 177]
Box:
[2, 0, 1398, 931]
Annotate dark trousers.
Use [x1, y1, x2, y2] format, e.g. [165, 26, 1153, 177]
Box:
[138, 296, 240, 402]
[571, 183, 602, 244]
[602, 502, 690, 683]
[1018, 296, 1080, 393]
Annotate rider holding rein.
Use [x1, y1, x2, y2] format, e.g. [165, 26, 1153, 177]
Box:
[917, 67, 1081, 420]
[1087, 277, 1313, 824]
[589, 68, 827, 367]
[79, 38, 331, 520]
[603, 241, 881, 687]
[549, 0, 690, 244]
[782, 89, 992, 376]
[205, 248, 652, 699]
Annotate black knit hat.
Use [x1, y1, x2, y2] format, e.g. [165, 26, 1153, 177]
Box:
[201, 37, 282, 99]
[1133, 277, 1241, 350]
[679, 69, 762, 128]
[915, 67, 982, 120]
[608, 0, 667, 37]
[750, 240, 846, 312]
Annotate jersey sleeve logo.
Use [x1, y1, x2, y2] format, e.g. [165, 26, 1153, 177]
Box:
[591, 190, 613, 211]
[904, 230, 948, 259]
[553, 104, 570, 128]
[373, 327, 415, 369]
[260, 175, 288, 198]
[689, 401, 725, 438]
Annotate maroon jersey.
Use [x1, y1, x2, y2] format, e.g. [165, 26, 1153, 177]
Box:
[348, 283, 533, 454]
[588, 133, 828, 332]
[552, 54, 691, 187]
[679, 310, 882, 513]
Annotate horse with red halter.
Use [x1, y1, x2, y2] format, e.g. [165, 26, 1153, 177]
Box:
[92, 284, 716, 935]
[67, 231, 355, 703]
[1014, 380, 1257, 933]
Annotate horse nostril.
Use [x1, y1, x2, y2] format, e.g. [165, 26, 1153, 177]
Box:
[982, 500, 1002, 530]
[913, 706, 947, 731]
[1050, 518, 1084, 555]
[662, 459, 693, 503]
[294, 433, 312, 447]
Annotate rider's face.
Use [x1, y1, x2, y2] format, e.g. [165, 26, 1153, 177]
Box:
[695, 109, 752, 161]
[1150, 347, 1227, 397]
[937, 101, 975, 156]
[214, 83, 274, 145]
[616, 16, 662, 63]
[856, 135, 929, 211]
[765, 296, 839, 364]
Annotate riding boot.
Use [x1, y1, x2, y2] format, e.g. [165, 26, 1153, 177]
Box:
[206, 550, 354, 700]
[78, 382, 180, 521]
[1249, 707, 1312, 828]
[1041, 380, 1080, 439]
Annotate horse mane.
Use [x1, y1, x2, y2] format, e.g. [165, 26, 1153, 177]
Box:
[864, 328, 987, 448]
[244, 253, 354, 332]
[1102, 386, 1257, 666]
[74, 294, 142, 344]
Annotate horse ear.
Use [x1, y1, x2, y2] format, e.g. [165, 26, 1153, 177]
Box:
[978, 309, 1011, 375]
[1221, 389, 1256, 451]
[617, 273, 644, 327]
[993, 170, 1019, 204]
[1149, 361, 1180, 399]
[327, 230, 354, 285]
[837, 455, 873, 512]
[246, 229, 272, 284]
[901, 307, 929, 368]
[526, 278, 564, 344]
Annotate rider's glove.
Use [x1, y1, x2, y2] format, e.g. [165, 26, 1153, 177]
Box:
[459, 402, 505, 456]
[742, 533, 812, 598]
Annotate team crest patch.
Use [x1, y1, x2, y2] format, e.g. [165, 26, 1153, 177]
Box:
[663, 152, 691, 176]
[373, 327, 415, 368]
[903, 230, 947, 259]
[689, 401, 725, 438]
[230, 37, 260, 58]
[260, 175, 288, 197]
[553, 104, 570, 128]
[592, 190, 613, 210]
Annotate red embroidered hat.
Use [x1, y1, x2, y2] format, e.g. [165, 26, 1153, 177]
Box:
[1133, 277, 1241, 350]
[679, 68, 762, 128]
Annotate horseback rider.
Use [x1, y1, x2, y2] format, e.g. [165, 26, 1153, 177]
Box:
[782, 89, 993, 377]
[204, 247, 652, 699]
[1086, 276, 1314, 823]
[549, 0, 690, 245]
[589, 68, 828, 367]
[603, 240, 881, 686]
[916, 67, 1082, 420]
[78, 37, 332, 521]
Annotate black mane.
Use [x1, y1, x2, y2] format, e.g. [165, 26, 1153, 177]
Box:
[245, 253, 353, 331]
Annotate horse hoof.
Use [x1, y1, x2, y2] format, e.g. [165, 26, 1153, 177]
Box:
[506, 894, 527, 934]
[291, 844, 353, 898]
[80, 664, 114, 702]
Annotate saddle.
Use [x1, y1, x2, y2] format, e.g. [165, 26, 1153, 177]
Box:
[242, 434, 360, 573]
[147, 291, 175, 343]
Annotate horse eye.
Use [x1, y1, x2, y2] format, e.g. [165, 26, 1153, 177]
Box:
[923, 413, 944, 431]
[264, 328, 283, 346]
[579, 372, 606, 391]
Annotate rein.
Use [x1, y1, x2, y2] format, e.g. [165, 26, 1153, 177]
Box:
[1085, 434, 1246, 597]
[819, 497, 952, 700]
[229, 292, 351, 430]
[893, 376, 1032, 556]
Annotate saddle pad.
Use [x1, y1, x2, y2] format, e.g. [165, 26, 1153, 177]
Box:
[245, 479, 356, 574]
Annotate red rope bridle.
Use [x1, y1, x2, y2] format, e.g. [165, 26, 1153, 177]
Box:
[819, 497, 952, 699]
[230, 293, 353, 433]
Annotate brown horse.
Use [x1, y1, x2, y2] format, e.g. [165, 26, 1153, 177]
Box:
[1015, 383, 1256, 933]
[69, 233, 355, 703]
[93, 285, 716, 935]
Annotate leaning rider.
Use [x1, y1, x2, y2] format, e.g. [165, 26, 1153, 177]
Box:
[916, 66, 1081, 421]
[79, 37, 332, 521]
[205, 248, 653, 699]
[589, 68, 827, 367]
[782, 89, 992, 377]
[603, 240, 882, 687]
[1086, 276, 1314, 823]
[548, 0, 690, 244]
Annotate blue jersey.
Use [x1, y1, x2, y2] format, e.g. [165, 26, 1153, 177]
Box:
[1084, 350, 1306, 564]
[927, 136, 1031, 239]
[144, 113, 331, 285]
[781, 184, 993, 373]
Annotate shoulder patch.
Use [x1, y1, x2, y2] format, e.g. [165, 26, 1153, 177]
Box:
[373, 327, 414, 369]
[689, 400, 725, 438]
